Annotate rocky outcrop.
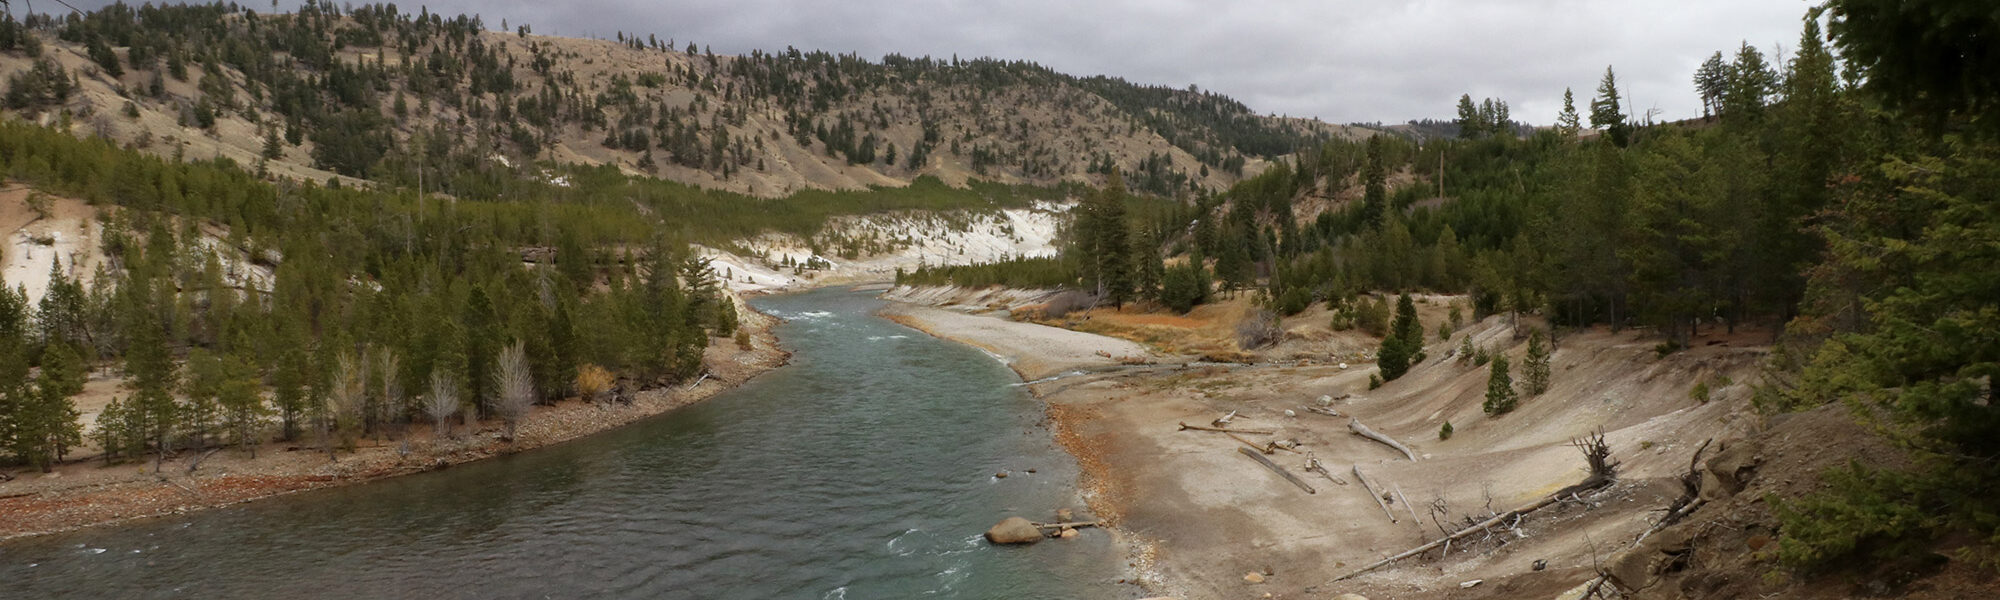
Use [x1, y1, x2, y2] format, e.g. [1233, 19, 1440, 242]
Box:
[1700, 439, 1763, 501]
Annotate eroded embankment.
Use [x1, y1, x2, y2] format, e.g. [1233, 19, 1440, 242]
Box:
[881, 286, 1785, 600]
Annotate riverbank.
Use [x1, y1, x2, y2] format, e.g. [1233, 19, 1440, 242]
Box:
[0, 301, 792, 542]
[880, 285, 1788, 600]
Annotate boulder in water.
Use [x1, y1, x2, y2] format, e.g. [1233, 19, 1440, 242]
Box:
[985, 517, 1043, 544]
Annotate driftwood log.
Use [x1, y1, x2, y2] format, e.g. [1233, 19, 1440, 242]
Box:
[1177, 422, 1275, 435]
[1304, 455, 1349, 485]
[1305, 406, 1343, 417]
[1349, 418, 1418, 461]
[1225, 431, 1271, 454]
[1331, 433, 1621, 582]
[1030, 520, 1103, 530]
[1352, 465, 1398, 523]
[1212, 410, 1239, 427]
[1394, 484, 1422, 525]
[1239, 447, 1316, 494]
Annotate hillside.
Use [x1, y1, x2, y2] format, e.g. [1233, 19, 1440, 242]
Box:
[0, 4, 1372, 199]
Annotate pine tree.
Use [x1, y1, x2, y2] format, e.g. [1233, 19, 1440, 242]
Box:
[1483, 354, 1517, 415]
[1694, 51, 1729, 119]
[1723, 42, 1775, 123]
[1523, 328, 1551, 396]
[1361, 135, 1388, 227]
[1556, 88, 1582, 138]
[461, 287, 498, 415]
[1590, 66, 1629, 146]
[216, 350, 267, 456]
[1455, 94, 1482, 139]
[1377, 293, 1423, 381]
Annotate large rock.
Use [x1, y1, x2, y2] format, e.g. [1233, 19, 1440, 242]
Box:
[985, 517, 1043, 544]
[1607, 527, 1695, 592]
[1700, 439, 1764, 501]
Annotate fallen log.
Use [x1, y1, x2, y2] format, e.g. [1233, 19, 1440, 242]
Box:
[1349, 418, 1418, 461]
[1394, 484, 1422, 526]
[1304, 455, 1348, 485]
[1030, 520, 1104, 530]
[1239, 447, 1315, 494]
[1225, 431, 1272, 454]
[1352, 465, 1398, 523]
[1212, 410, 1239, 427]
[1305, 406, 1343, 417]
[1331, 474, 1614, 582]
[1177, 422, 1275, 435]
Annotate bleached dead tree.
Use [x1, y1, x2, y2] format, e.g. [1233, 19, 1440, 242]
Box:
[425, 370, 459, 440]
[374, 348, 402, 440]
[325, 352, 369, 460]
[493, 341, 535, 441]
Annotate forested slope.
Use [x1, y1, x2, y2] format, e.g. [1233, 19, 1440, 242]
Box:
[0, 2, 1360, 198]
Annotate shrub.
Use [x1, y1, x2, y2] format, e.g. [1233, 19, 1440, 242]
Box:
[1439, 421, 1454, 440]
[575, 364, 615, 403]
[1235, 309, 1282, 349]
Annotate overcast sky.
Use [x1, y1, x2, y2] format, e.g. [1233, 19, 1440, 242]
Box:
[67, 0, 1817, 125]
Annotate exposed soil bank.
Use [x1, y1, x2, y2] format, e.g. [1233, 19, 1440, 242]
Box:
[880, 287, 1811, 600]
[0, 306, 790, 541]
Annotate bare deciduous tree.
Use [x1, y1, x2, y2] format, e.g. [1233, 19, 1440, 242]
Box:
[493, 341, 535, 441]
[425, 370, 458, 440]
[325, 352, 369, 460]
[374, 348, 402, 439]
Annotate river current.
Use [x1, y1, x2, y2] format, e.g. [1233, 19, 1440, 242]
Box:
[0, 288, 1126, 599]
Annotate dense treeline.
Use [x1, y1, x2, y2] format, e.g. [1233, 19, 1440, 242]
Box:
[0, 118, 737, 470]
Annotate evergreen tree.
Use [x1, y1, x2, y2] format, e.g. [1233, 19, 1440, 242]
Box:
[461, 287, 498, 415]
[1694, 51, 1730, 119]
[1377, 293, 1423, 381]
[1483, 354, 1517, 415]
[18, 343, 86, 471]
[1590, 66, 1629, 146]
[1556, 88, 1582, 138]
[1360, 135, 1388, 226]
[1455, 94, 1483, 139]
[1523, 328, 1551, 396]
[1723, 42, 1776, 123]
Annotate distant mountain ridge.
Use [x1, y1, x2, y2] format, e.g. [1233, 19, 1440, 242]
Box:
[0, 2, 1374, 198]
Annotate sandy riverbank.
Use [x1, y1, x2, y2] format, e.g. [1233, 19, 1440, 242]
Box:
[880, 288, 1785, 600]
[0, 305, 791, 541]
[877, 302, 1153, 381]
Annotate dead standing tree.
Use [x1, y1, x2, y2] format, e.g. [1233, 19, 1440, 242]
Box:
[493, 342, 536, 442]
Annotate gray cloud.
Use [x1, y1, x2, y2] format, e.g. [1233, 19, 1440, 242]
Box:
[62, 0, 1815, 124]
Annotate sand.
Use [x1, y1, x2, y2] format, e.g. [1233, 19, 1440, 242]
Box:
[878, 302, 1154, 381]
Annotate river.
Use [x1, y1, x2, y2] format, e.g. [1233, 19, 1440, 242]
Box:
[0, 288, 1128, 599]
